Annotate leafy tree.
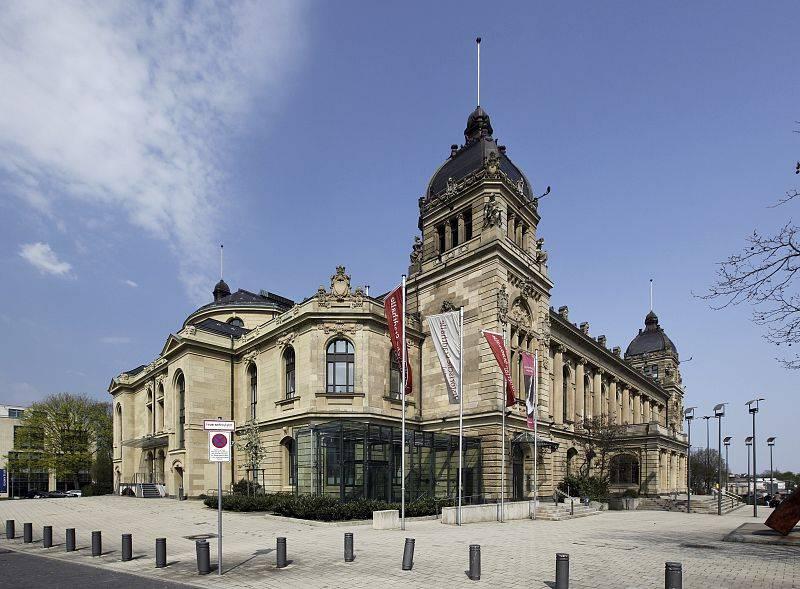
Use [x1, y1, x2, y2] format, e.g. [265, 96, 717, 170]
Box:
[703, 152, 800, 367]
[577, 416, 628, 480]
[13, 393, 111, 490]
[689, 447, 728, 495]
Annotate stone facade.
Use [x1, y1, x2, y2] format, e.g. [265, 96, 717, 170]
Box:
[109, 107, 688, 499]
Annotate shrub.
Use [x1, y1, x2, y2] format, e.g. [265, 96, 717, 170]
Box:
[231, 478, 262, 496]
[559, 475, 610, 502]
[622, 488, 639, 498]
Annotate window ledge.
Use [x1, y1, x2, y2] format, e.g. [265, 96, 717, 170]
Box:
[383, 395, 416, 407]
[315, 392, 365, 399]
[275, 397, 299, 407]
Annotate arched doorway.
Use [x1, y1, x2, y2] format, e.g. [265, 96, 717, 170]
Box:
[512, 445, 525, 500]
[172, 461, 184, 499]
[156, 449, 166, 485]
[566, 447, 579, 478]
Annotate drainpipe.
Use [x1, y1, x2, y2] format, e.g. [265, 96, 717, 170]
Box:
[230, 335, 235, 486]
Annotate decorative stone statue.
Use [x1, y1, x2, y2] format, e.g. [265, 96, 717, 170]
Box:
[409, 236, 423, 267]
[483, 195, 502, 228]
[497, 285, 509, 323]
[484, 151, 500, 176]
[535, 238, 548, 264]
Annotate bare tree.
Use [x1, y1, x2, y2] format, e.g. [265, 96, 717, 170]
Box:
[578, 416, 627, 479]
[703, 155, 800, 367]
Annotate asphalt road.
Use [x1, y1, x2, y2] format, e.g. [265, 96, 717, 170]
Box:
[0, 547, 194, 589]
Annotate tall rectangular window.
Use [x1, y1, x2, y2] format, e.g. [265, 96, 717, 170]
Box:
[450, 217, 459, 247]
[437, 224, 446, 253]
[464, 208, 473, 241]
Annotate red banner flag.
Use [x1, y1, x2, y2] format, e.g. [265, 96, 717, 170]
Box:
[522, 352, 537, 429]
[384, 285, 412, 395]
[482, 330, 515, 406]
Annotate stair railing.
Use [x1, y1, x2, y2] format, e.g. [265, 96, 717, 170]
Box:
[554, 488, 574, 516]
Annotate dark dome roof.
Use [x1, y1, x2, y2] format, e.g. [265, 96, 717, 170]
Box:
[426, 107, 533, 199]
[213, 279, 231, 302]
[625, 311, 678, 358]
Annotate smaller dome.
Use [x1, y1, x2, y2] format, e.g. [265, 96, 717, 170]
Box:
[464, 106, 493, 142]
[625, 310, 678, 358]
[213, 279, 231, 302]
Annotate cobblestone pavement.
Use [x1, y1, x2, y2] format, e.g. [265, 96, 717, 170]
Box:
[0, 497, 797, 589]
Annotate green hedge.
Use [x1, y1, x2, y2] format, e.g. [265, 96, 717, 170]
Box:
[204, 492, 453, 521]
[558, 475, 610, 502]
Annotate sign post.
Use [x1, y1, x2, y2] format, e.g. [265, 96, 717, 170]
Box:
[205, 419, 234, 576]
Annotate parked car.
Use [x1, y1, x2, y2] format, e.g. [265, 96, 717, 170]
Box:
[65, 490, 82, 497]
[46, 491, 68, 498]
[24, 489, 46, 499]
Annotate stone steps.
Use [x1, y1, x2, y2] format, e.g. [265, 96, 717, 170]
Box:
[636, 495, 744, 515]
[535, 502, 601, 521]
[140, 483, 163, 499]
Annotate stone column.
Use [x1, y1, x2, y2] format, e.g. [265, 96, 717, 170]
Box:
[593, 369, 603, 418]
[622, 385, 630, 424]
[507, 213, 515, 240]
[445, 221, 453, 251]
[565, 359, 575, 426]
[608, 378, 617, 422]
[457, 212, 465, 245]
[553, 346, 564, 424]
[575, 359, 585, 427]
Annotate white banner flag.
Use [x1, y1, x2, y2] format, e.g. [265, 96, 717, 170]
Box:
[427, 311, 462, 404]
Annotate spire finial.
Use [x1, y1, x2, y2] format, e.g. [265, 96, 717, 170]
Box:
[220, 244, 224, 280]
[476, 37, 481, 107]
[649, 278, 653, 312]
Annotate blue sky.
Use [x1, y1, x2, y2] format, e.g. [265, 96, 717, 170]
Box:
[0, 2, 797, 472]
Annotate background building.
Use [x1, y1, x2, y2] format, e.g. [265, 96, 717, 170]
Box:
[110, 107, 688, 499]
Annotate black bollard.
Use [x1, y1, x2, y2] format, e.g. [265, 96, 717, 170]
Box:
[121, 534, 132, 561]
[276, 537, 287, 568]
[665, 562, 682, 589]
[65, 528, 76, 552]
[5, 520, 14, 540]
[43, 526, 52, 548]
[155, 538, 166, 568]
[23, 523, 32, 544]
[555, 553, 569, 589]
[196, 539, 210, 575]
[91, 531, 102, 556]
[344, 533, 354, 562]
[402, 538, 415, 571]
[468, 544, 481, 581]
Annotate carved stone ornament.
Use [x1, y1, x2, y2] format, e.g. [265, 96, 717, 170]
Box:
[508, 298, 532, 328]
[321, 322, 363, 336]
[243, 349, 260, 365]
[497, 285, 509, 323]
[521, 279, 538, 301]
[410, 236, 423, 267]
[483, 194, 502, 228]
[331, 266, 351, 299]
[317, 266, 363, 307]
[155, 375, 165, 386]
[183, 325, 196, 336]
[485, 151, 500, 177]
[277, 332, 296, 347]
[535, 238, 548, 264]
[440, 300, 458, 313]
[352, 287, 364, 308]
[445, 177, 457, 198]
[516, 177, 525, 195]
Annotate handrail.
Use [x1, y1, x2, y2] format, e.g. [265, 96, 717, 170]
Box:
[553, 488, 574, 516]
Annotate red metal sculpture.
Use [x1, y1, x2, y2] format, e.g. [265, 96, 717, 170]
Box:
[765, 487, 800, 536]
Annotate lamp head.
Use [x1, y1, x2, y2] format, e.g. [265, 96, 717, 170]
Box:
[683, 407, 696, 420]
[746, 398, 765, 413]
[714, 402, 727, 417]
[723, 436, 732, 445]
[767, 436, 776, 446]
[745, 436, 753, 446]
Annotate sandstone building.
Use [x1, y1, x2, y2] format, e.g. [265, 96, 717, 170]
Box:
[109, 106, 688, 500]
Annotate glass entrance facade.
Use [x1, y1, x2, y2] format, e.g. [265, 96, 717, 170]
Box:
[294, 421, 482, 503]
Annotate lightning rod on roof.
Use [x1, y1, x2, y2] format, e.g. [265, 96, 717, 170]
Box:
[649, 278, 653, 312]
[476, 37, 481, 107]
[220, 244, 224, 280]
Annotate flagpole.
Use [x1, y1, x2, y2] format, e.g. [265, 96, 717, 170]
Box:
[401, 274, 407, 531]
[500, 324, 506, 523]
[533, 351, 538, 520]
[458, 306, 464, 526]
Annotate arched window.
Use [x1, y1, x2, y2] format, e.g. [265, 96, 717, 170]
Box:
[610, 454, 640, 485]
[176, 374, 185, 448]
[156, 384, 165, 432]
[389, 349, 402, 399]
[284, 347, 296, 399]
[146, 389, 153, 435]
[566, 447, 579, 478]
[562, 365, 570, 424]
[228, 317, 244, 328]
[281, 437, 295, 485]
[248, 364, 257, 420]
[326, 339, 355, 393]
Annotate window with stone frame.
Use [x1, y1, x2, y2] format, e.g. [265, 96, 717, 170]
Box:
[176, 374, 186, 448]
[389, 348, 402, 399]
[248, 363, 257, 420]
[326, 339, 355, 393]
[284, 346, 296, 399]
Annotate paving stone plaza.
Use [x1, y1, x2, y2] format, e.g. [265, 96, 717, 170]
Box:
[1, 497, 797, 588]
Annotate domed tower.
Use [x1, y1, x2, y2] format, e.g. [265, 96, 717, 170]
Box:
[625, 311, 684, 431]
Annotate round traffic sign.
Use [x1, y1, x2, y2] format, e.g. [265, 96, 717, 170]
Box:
[212, 433, 228, 448]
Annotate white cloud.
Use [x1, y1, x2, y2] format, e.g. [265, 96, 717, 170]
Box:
[100, 336, 132, 345]
[122, 279, 138, 288]
[19, 242, 73, 276]
[0, 1, 308, 303]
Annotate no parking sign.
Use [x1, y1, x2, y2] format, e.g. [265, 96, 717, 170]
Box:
[208, 431, 231, 462]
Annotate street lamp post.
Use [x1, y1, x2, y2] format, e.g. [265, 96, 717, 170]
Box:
[746, 398, 764, 518]
[702, 415, 712, 494]
[745, 436, 753, 504]
[723, 436, 732, 492]
[714, 403, 726, 515]
[767, 437, 776, 498]
[684, 407, 696, 513]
